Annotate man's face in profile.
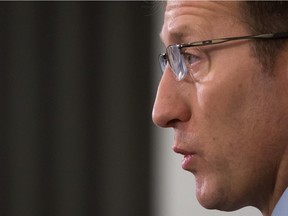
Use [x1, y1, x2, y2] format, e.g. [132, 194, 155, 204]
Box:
[153, 1, 288, 212]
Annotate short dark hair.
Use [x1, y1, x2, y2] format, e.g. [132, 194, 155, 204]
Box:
[241, 1, 288, 72]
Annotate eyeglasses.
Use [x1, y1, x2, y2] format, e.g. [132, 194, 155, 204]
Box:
[158, 32, 288, 81]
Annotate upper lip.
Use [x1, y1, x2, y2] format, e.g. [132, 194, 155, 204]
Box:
[172, 130, 198, 156]
[173, 145, 196, 156]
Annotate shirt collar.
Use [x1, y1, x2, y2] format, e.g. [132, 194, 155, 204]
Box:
[272, 188, 288, 216]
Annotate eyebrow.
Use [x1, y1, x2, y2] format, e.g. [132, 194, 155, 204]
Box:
[160, 24, 207, 46]
[159, 30, 190, 45]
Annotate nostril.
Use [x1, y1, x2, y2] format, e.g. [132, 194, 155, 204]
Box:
[152, 104, 189, 128]
[152, 89, 192, 127]
[152, 105, 173, 128]
[166, 119, 180, 127]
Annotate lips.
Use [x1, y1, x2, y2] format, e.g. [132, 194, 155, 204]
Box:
[173, 145, 197, 171]
[182, 154, 195, 170]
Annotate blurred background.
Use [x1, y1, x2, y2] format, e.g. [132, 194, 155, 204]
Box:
[0, 2, 261, 216]
[1, 2, 154, 216]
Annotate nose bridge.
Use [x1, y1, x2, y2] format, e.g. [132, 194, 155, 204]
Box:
[152, 68, 191, 128]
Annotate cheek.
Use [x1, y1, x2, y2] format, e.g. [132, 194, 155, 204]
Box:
[193, 74, 285, 203]
[193, 71, 274, 177]
[195, 44, 261, 122]
[196, 79, 267, 160]
[195, 78, 252, 137]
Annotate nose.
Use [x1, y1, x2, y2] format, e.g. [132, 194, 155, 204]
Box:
[152, 69, 191, 128]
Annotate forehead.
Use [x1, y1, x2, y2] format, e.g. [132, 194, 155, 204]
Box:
[160, 1, 245, 44]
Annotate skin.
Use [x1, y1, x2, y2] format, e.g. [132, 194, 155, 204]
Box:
[152, 1, 288, 216]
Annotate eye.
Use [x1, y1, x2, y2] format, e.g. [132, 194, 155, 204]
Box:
[181, 47, 202, 68]
[181, 47, 209, 82]
[184, 53, 200, 66]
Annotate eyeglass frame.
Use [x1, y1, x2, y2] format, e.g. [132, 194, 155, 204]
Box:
[159, 32, 288, 81]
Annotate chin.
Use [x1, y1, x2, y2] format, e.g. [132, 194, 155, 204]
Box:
[195, 179, 239, 212]
[197, 194, 240, 212]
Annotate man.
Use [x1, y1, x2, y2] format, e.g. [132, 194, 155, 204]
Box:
[152, 1, 288, 216]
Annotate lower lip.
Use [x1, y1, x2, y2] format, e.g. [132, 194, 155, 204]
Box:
[182, 154, 196, 170]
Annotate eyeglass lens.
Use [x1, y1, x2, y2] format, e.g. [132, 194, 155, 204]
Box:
[159, 45, 188, 81]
